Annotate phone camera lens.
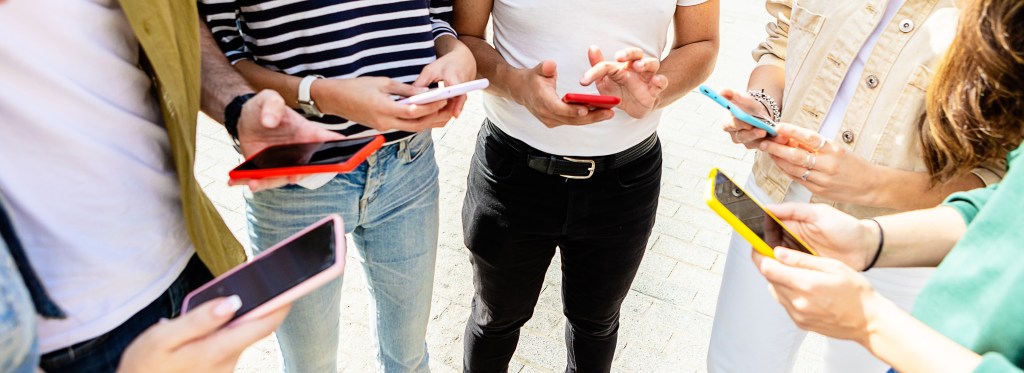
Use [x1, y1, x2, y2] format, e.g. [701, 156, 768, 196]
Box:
[731, 187, 744, 198]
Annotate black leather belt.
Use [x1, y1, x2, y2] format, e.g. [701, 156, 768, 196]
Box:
[485, 119, 658, 180]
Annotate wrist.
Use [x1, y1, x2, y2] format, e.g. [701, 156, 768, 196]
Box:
[503, 66, 529, 105]
[224, 93, 256, 141]
[857, 291, 899, 348]
[860, 164, 889, 206]
[748, 89, 781, 122]
[859, 218, 884, 271]
[308, 78, 334, 116]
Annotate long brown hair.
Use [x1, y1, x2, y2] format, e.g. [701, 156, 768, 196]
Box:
[921, 0, 1024, 183]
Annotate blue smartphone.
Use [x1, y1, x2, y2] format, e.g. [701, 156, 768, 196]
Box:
[698, 85, 778, 137]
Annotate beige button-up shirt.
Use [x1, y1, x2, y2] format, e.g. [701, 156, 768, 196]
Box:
[752, 0, 1004, 218]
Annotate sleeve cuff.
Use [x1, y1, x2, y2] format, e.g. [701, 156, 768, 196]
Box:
[973, 352, 1023, 373]
[225, 51, 255, 66]
[755, 53, 786, 69]
[971, 167, 1002, 187]
[431, 28, 457, 41]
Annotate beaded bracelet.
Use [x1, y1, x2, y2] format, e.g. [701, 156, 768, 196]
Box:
[748, 89, 782, 123]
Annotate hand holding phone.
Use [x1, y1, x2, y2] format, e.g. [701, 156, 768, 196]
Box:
[698, 85, 778, 137]
[561, 93, 621, 110]
[397, 78, 489, 105]
[228, 135, 385, 182]
[182, 215, 346, 324]
[705, 168, 817, 258]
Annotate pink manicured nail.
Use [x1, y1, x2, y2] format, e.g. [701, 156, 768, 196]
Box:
[214, 295, 242, 317]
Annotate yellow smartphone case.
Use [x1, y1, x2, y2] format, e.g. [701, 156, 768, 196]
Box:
[704, 168, 817, 258]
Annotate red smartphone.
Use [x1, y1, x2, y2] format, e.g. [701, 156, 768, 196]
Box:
[562, 93, 620, 109]
[228, 135, 385, 181]
[182, 214, 346, 324]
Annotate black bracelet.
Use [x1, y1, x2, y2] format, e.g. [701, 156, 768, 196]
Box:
[224, 93, 256, 141]
[863, 218, 884, 271]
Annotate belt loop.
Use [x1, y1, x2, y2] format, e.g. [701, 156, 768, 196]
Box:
[399, 137, 410, 162]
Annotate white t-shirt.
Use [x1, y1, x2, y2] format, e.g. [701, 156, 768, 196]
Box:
[484, 0, 707, 156]
[0, 0, 193, 352]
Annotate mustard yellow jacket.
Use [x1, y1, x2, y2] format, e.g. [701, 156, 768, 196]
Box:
[120, 0, 245, 275]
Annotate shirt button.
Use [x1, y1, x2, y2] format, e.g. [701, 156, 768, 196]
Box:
[865, 75, 880, 88]
[899, 19, 915, 33]
[842, 130, 855, 144]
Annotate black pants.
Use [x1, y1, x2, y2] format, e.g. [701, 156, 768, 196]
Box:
[39, 255, 213, 373]
[462, 121, 661, 373]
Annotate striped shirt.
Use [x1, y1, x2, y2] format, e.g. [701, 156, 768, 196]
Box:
[199, 0, 456, 140]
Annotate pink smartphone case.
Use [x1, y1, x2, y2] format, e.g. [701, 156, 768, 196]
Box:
[181, 214, 346, 324]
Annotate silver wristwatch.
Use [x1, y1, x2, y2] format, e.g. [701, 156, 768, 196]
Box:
[298, 74, 325, 117]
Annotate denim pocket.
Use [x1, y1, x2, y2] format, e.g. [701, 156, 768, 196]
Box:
[401, 131, 434, 165]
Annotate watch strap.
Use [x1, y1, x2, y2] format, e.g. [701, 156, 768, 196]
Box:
[298, 74, 325, 117]
[224, 93, 256, 141]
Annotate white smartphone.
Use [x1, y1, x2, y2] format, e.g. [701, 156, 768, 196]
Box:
[397, 78, 489, 105]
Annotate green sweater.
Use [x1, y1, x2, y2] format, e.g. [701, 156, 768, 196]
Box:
[913, 145, 1024, 372]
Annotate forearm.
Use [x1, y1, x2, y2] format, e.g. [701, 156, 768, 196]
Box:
[656, 40, 718, 109]
[434, 34, 464, 58]
[233, 60, 303, 110]
[862, 296, 981, 373]
[459, 35, 523, 102]
[866, 206, 966, 268]
[199, 20, 255, 123]
[657, 1, 720, 108]
[746, 64, 786, 114]
[867, 165, 985, 210]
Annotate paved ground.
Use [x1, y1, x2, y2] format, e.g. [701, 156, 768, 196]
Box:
[196, 1, 826, 371]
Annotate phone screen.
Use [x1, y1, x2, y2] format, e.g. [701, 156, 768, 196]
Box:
[186, 220, 336, 320]
[235, 137, 377, 171]
[713, 173, 813, 254]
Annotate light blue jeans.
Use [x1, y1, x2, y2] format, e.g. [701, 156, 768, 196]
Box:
[246, 131, 439, 373]
[0, 236, 38, 373]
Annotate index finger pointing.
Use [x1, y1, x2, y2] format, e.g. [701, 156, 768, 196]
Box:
[614, 47, 645, 62]
[580, 62, 620, 86]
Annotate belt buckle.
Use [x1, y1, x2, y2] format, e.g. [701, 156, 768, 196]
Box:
[560, 157, 596, 179]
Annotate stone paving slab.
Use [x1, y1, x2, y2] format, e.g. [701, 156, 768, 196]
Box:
[191, 1, 829, 371]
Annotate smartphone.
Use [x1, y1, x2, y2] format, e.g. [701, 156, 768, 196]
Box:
[397, 78, 490, 105]
[697, 85, 778, 137]
[182, 215, 345, 323]
[705, 168, 816, 258]
[562, 93, 621, 109]
[228, 135, 385, 181]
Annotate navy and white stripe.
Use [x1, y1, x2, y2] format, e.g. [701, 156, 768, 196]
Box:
[199, 0, 455, 137]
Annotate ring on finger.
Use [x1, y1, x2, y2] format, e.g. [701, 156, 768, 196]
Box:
[814, 138, 828, 152]
[800, 169, 811, 181]
[804, 154, 816, 170]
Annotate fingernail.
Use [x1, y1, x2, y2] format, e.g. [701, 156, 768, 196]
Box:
[215, 295, 242, 317]
[759, 142, 768, 150]
[577, 108, 587, 116]
[774, 248, 788, 260]
[261, 114, 274, 125]
[158, 317, 170, 324]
